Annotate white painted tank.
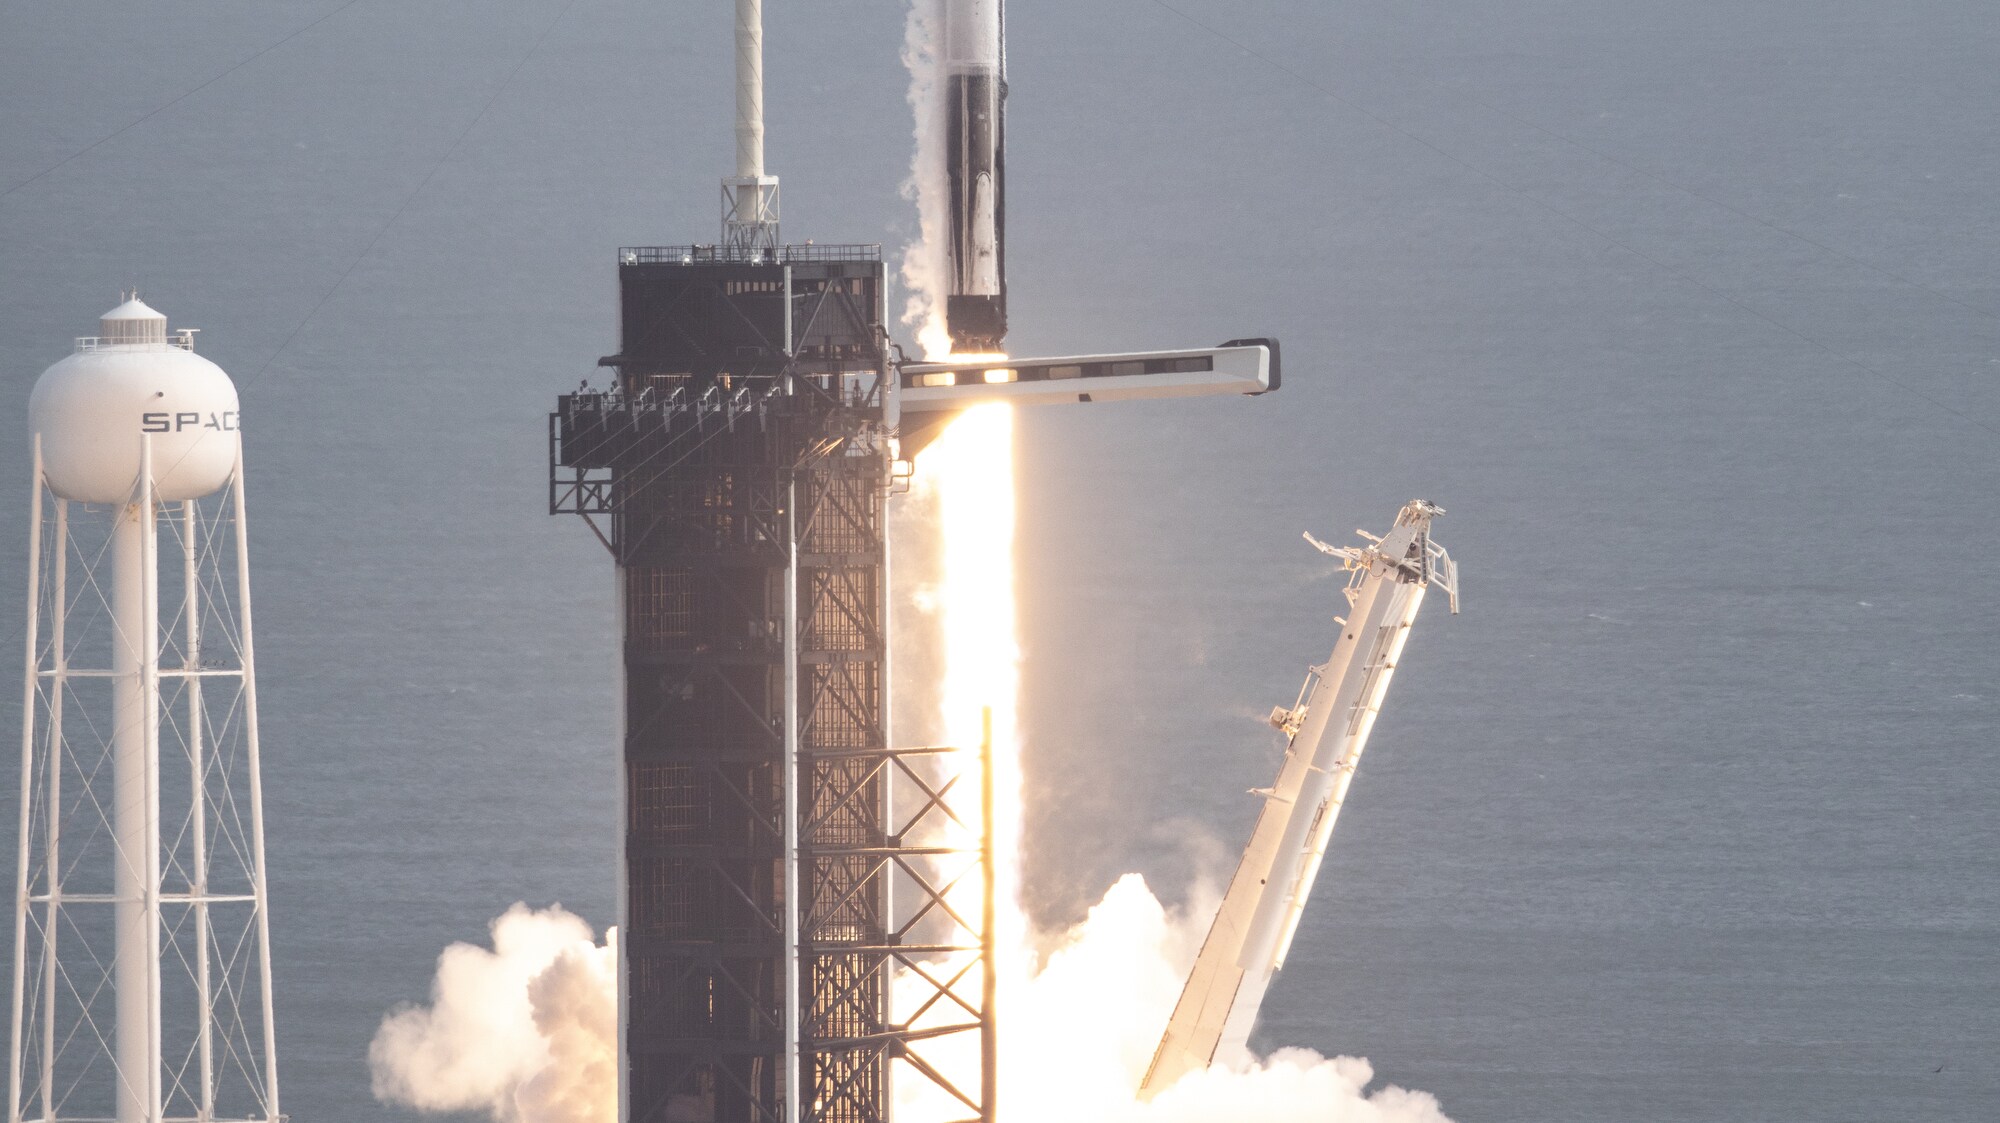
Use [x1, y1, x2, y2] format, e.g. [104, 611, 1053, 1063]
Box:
[30, 297, 240, 503]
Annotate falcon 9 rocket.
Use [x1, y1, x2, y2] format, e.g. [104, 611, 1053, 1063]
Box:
[944, 0, 1007, 353]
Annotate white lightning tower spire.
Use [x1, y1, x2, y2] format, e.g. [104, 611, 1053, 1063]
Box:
[722, 0, 780, 255]
[9, 298, 280, 1123]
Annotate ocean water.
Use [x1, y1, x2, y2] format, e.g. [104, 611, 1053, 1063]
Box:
[1, 2, 1995, 1121]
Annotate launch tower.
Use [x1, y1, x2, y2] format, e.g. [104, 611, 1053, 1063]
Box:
[549, 9, 995, 1122]
[549, 2, 1278, 1119]
[554, 245, 875, 1123]
[552, 248, 996, 1123]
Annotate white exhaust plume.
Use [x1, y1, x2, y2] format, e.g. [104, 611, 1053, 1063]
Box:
[369, 904, 616, 1123]
[370, 887, 1451, 1123]
[899, 0, 955, 359]
[893, 4, 1458, 1120]
[1003, 876, 1453, 1123]
[890, 412, 1456, 1122]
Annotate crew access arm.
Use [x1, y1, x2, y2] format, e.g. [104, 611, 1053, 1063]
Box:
[1140, 500, 1459, 1096]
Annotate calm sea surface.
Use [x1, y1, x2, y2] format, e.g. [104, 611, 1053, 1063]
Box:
[2, 2, 1996, 1121]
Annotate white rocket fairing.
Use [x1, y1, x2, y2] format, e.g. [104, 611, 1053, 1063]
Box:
[1141, 502, 1458, 1097]
[944, 0, 1006, 352]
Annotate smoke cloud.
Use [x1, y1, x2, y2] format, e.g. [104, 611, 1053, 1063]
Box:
[369, 904, 616, 1123]
[373, 886, 1450, 1123]
[1005, 875, 1454, 1123]
[899, 0, 955, 360]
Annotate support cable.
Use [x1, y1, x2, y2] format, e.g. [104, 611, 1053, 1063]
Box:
[143, 0, 584, 497]
[241, 0, 584, 389]
[0, 0, 369, 200]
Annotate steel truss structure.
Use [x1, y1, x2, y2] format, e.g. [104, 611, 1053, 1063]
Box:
[550, 246, 994, 1123]
[9, 445, 281, 1123]
[1142, 501, 1457, 1095]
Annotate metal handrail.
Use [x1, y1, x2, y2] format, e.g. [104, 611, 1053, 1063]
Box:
[73, 330, 198, 353]
[618, 243, 882, 265]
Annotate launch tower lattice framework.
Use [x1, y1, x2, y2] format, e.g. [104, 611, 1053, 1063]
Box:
[550, 245, 996, 1123]
[10, 299, 281, 1123]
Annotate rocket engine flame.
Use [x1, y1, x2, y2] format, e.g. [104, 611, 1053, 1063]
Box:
[900, 405, 1455, 1123]
[893, 5, 1455, 1119]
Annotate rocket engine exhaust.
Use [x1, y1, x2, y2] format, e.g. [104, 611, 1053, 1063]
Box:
[944, 0, 1007, 353]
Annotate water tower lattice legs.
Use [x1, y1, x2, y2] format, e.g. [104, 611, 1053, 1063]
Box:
[9, 446, 281, 1123]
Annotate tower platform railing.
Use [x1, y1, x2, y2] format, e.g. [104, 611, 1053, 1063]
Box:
[619, 244, 883, 266]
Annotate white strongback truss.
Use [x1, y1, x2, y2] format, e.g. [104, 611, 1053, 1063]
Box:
[9, 441, 281, 1123]
[1141, 500, 1457, 1096]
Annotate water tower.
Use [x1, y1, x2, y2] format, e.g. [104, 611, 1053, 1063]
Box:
[8, 298, 281, 1123]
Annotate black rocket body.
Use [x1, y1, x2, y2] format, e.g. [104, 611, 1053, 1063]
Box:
[945, 0, 1006, 353]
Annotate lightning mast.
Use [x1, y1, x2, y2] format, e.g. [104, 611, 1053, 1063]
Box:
[9, 299, 280, 1123]
[1141, 501, 1458, 1096]
[722, 0, 779, 255]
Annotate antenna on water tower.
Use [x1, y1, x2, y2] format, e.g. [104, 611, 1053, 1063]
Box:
[8, 298, 281, 1123]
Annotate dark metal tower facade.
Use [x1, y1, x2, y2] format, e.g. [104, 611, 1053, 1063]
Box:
[550, 245, 993, 1123]
[554, 244, 886, 1123]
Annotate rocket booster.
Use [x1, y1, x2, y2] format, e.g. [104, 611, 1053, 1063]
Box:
[945, 0, 1006, 353]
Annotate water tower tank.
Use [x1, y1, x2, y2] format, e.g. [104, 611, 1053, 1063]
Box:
[29, 296, 239, 503]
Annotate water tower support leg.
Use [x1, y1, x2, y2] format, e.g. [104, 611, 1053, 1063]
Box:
[231, 455, 281, 1122]
[9, 442, 44, 1123]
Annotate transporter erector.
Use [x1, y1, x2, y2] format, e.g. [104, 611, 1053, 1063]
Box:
[1142, 502, 1459, 1096]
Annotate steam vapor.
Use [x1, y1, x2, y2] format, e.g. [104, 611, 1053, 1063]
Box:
[899, 0, 955, 359]
[370, 887, 1450, 1123]
[369, 904, 616, 1123]
[1003, 876, 1453, 1123]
